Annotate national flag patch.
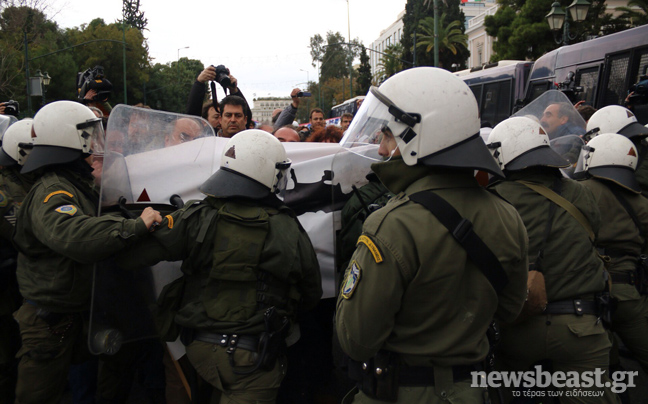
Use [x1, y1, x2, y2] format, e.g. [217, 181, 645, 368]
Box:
[0, 191, 7, 208]
[55, 205, 78, 216]
[342, 261, 362, 300]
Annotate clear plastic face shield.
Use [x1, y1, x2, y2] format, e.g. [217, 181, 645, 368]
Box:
[512, 90, 586, 141]
[572, 144, 594, 178]
[550, 135, 585, 178]
[339, 88, 407, 162]
[77, 118, 105, 155]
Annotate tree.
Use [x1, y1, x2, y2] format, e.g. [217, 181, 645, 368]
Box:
[485, 0, 627, 62]
[356, 45, 372, 96]
[402, 0, 469, 69]
[65, 19, 151, 106]
[145, 57, 204, 113]
[309, 31, 362, 83]
[122, 0, 147, 31]
[616, 0, 648, 27]
[376, 43, 404, 84]
[414, 14, 468, 69]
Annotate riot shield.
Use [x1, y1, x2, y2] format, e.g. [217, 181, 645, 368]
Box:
[550, 135, 585, 178]
[0, 114, 18, 139]
[330, 144, 382, 294]
[512, 90, 586, 140]
[89, 105, 217, 354]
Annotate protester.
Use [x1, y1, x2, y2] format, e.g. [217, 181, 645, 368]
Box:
[307, 125, 343, 143]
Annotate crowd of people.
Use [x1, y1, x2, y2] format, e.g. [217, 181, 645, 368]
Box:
[0, 64, 647, 404]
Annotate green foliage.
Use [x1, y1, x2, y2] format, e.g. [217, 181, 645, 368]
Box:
[309, 31, 362, 83]
[145, 58, 204, 113]
[376, 43, 404, 83]
[485, 0, 629, 62]
[415, 14, 468, 68]
[402, 0, 469, 69]
[122, 0, 147, 31]
[64, 19, 150, 106]
[356, 45, 372, 96]
[616, 0, 648, 27]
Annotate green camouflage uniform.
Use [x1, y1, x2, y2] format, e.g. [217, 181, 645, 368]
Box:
[0, 166, 34, 404]
[490, 169, 619, 403]
[580, 178, 648, 374]
[121, 196, 322, 404]
[336, 159, 529, 403]
[12, 166, 150, 404]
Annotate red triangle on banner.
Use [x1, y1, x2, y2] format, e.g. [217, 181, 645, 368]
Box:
[137, 189, 151, 202]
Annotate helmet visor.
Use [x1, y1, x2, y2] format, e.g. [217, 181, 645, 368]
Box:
[78, 118, 105, 155]
[340, 90, 391, 148]
[275, 159, 292, 200]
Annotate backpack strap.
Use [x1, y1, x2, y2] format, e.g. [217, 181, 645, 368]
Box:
[408, 190, 509, 294]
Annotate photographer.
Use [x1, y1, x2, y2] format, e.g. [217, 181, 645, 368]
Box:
[78, 66, 113, 116]
[273, 88, 308, 131]
[185, 65, 251, 129]
[0, 101, 20, 117]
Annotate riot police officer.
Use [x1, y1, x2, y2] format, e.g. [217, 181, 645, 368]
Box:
[119, 129, 323, 404]
[0, 118, 34, 404]
[577, 133, 648, 374]
[335, 67, 529, 403]
[487, 116, 619, 402]
[12, 101, 162, 404]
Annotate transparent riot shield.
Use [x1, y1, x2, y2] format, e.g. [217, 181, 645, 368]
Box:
[550, 135, 585, 179]
[89, 105, 217, 354]
[512, 90, 587, 140]
[0, 114, 18, 139]
[330, 144, 382, 294]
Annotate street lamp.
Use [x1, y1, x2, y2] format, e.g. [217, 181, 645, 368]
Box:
[546, 0, 590, 45]
[42, 71, 51, 105]
[177, 46, 189, 62]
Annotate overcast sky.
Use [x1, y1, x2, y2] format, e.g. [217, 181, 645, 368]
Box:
[48, 0, 407, 105]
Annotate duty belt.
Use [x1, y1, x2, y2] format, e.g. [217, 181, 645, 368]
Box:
[544, 299, 598, 316]
[348, 359, 477, 387]
[194, 331, 259, 353]
[611, 272, 637, 286]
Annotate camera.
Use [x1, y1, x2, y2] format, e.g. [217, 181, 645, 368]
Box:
[77, 65, 113, 102]
[1, 100, 19, 117]
[212, 65, 231, 92]
[628, 66, 648, 105]
[297, 91, 311, 97]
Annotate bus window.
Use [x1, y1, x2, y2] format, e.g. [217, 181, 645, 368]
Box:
[575, 66, 600, 105]
[481, 80, 512, 126]
[470, 85, 483, 111]
[603, 53, 632, 106]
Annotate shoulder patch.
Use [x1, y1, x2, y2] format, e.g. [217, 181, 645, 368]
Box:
[44, 190, 74, 203]
[357, 235, 383, 263]
[342, 261, 362, 300]
[0, 191, 7, 208]
[165, 214, 174, 229]
[55, 205, 78, 216]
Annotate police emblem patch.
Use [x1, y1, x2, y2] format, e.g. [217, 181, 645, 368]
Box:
[342, 261, 362, 300]
[0, 191, 7, 208]
[55, 205, 78, 216]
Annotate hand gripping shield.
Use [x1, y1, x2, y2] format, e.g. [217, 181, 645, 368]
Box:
[90, 105, 217, 354]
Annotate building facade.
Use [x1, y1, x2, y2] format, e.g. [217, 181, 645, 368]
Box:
[250, 98, 292, 123]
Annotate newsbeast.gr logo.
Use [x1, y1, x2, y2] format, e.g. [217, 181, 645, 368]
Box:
[471, 366, 639, 397]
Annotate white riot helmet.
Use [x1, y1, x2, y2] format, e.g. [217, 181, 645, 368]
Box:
[200, 129, 292, 199]
[576, 133, 641, 193]
[22, 101, 104, 173]
[585, 105, 648, 141]
[487, 116, 569, 171]
[340, 67, 503, 176]
[0, 119, 34, 166]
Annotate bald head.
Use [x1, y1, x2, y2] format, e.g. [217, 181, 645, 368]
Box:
[165, 118, 202, 147]
[275, 127, 300, 143]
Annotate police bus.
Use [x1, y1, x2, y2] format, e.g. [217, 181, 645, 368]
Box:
[525, 24, 648, 122]
[455, 60, 534, 127]
[328, 96, 366, 125]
